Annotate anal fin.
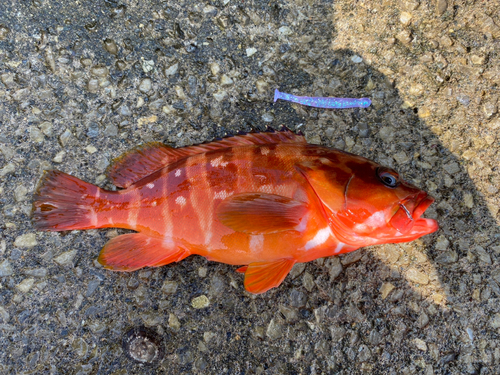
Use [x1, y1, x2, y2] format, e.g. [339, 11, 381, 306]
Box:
[97, 233, 190, 271]
[243, 259, 296, 294]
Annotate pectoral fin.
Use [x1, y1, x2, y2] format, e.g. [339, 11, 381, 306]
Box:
[242, 259, 296, 294]
[98, 233, 190, 271]
[216, 193, 308, 234]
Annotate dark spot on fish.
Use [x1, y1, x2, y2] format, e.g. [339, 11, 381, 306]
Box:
[40, 204, 57, 212]
[122, 326, 165, 365]
[207, 162, 238, 190]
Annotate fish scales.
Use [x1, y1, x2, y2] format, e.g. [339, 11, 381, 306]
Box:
[129, 144, 311, 252]
[32, 131, 438, 294]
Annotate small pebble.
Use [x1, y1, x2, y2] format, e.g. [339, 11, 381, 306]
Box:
[483, 102, 497, 118]
[0, 163, 16, 177]
[266, 318, 284, 340]
[14, 233, 38, 248]
[168, 313, 181, 329]
[191, 295, 210, 309]
[278, 26, 292, 36]
[104, 124, 118, 136]
[119, 105, 132, 116]
[490, 314, 500, 329]
[399, 12, 412, 26]
[0, 306, 10, 322]
[137, 115, 157, 127]
[90, 66, 109, 77]
[53, 151, 66, 163]
[378, 126, 395, 142]
[0, 259, 13, 277]
[255, 79, 268, 93]
[45, 48, 56, 72]
[174, 86, 186, 100]
[289, 289, 308, 308]
[198, 267, 207, 277]
[436, 0, 448, 15]
[165, 63, 179, 76]
[54, 250, 77, 267]
[357, 345, 372, 362]
[116, 60, 127, 70]
[39, 121, 53, 136]
[161, 280, 178, 294]
[86, 280, 100, 297]
[456, 95, 470, 106]
[475, 246, 491, 264]
[396, 30, 412, 45]
[414, 338, 427, 351]
[435, 235, 450, 251]
[85, 145, 97, 154]
[213, 91, 227, 102]
[162, 104, 175, 114]
[12, 89, 29, 101]
[418, 107, 431, 118]
[416, 312, 429, 328]
[350, 55, 363, 63]
[220, 74, 233, 86]
[127, 278, 139, 290]
[24, 268, 48, 277]
[261, 113, 274, 123]
[435, 250, 458, 264]
[325, 257, 343, 280]
[406, 268, 429, 285]
[103, 38, 118, 55]
[14, 186, 28, 202]
[87, 79, 99, 93]
[141, 60, 155, 73]
[0, 25, 10, 40]
[200, 333, 215, 348]
[443, 162, 460, 174]
[210, 63, 220, 76]
[72, 338, 88, 357]
[16, 278, 35, 293]
[302, 272, 315, 292]
[59, 129, 74, 146]
[29, 126, 45, 144]
[246, 47, 257, 57]
[0, 144, 14, 160]
[409, 83, 424, 96]
[340, 250, 363, 266]
[380, 283, 395, 299]
[470, 55, 485, 65]
[138, 78, 152, 93]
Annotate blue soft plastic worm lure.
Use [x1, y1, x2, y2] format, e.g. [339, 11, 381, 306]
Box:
[274, 89, 371, 109]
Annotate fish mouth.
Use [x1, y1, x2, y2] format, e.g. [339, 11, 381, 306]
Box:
[389, 193, 436, 234]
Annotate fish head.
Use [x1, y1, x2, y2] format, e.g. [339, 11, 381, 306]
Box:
[298, 151, 438, 246]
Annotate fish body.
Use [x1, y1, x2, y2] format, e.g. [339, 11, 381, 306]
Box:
[33, 130, 437, 293]
[274, 89, 371, 109]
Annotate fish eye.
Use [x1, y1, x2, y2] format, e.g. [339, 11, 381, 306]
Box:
[377, 167, 399, 188]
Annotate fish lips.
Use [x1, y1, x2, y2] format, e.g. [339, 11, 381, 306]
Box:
[389, 193, 437, 234]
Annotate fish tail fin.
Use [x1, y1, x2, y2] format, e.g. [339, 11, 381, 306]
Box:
[32, 170, 103, 231]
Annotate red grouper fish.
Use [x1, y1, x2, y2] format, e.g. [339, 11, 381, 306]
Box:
[32, 130, 438, 294]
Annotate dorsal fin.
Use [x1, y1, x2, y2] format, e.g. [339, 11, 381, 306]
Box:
[108, 129, 305, 188]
